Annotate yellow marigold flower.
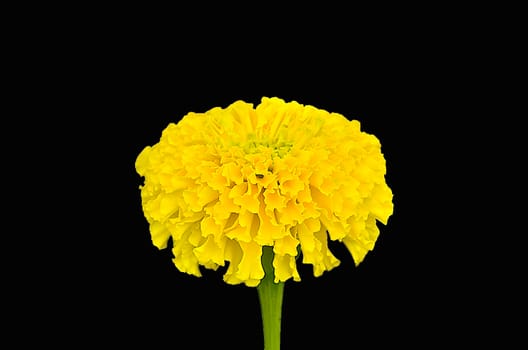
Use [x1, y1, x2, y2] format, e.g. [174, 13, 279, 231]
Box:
[135, 97, 393, 287]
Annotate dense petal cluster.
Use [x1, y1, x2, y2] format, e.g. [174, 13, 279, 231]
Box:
[135, 97, 393, 287]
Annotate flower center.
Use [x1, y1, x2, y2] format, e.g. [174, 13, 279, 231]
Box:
[244, 138, 293, 159]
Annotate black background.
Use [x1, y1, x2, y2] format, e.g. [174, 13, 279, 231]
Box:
[10, 9, 520, 348]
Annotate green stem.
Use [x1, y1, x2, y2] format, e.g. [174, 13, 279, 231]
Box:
[257, 246, 285, 350]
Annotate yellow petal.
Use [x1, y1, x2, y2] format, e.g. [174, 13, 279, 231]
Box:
[172, 229, 202, 277]
[135, 146, 152, 175]
[149, 221, 171, 249]
[305, 228, 341, 277]
[223, 239, 243, 285]
[236, 183, 260, 214]
[159, 193, 179, 217]
[194, 235, 226, 266]
[273, 231, 299, 256]
[197, 186, 218, 208]
[277, 199, 304, 225]
[273, 254, 300, 283]
[263, 188, 286, 212]
[235, 241, 264, 281]
[297, 218, 320, 252]
[256, 201, 286, 245]
[225, 210, 257, 243]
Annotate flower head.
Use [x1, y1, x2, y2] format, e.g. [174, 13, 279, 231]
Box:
[135, 97, 393, 287]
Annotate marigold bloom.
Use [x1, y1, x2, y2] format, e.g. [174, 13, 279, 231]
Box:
[135, 97, 393, 287]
